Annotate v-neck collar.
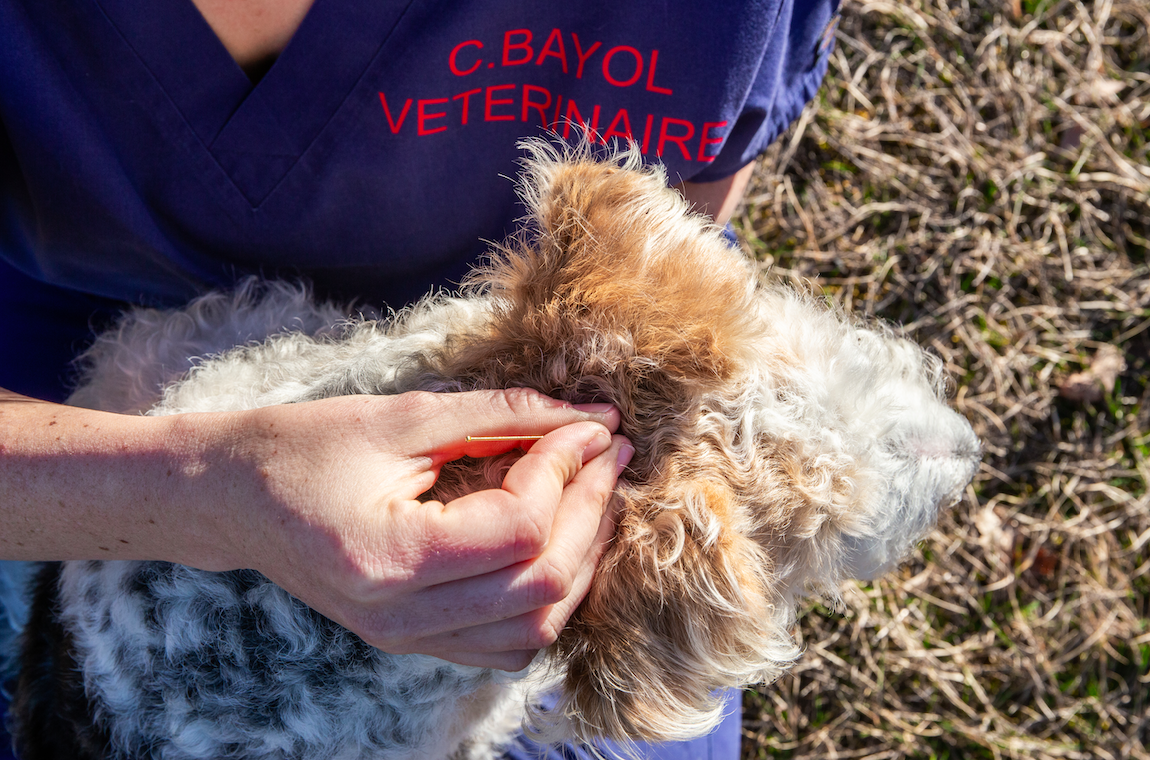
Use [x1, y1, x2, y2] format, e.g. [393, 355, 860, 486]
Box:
[95, 0, 416, 206]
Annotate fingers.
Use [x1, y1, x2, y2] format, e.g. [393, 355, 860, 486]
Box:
[384, 389, 621, 461]
[412, 488, 620, 660]
[257, 389, 632, 667]
[377, 434, 631, 652]
[400, 475, 621, 671]
[530, 442, 624, 628]
[401, 423, 621, 583]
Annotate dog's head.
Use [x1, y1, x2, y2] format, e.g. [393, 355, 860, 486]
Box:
[438, 140, 980, 744]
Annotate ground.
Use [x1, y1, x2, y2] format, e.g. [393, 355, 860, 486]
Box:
[734, 0, 1150, 757]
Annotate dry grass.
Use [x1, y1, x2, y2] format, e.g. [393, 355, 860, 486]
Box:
[733, 0, 1150, 757]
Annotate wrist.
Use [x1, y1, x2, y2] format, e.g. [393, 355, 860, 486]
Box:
[0, 394, 243, 570]
[151, 409, 257, 572]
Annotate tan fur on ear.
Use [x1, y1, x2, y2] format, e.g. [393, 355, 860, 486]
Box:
[464, 140, 761, 388]
[446, 142, 762, 478]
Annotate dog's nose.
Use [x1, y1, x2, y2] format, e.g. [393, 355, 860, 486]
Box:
[841, 410, 980, 580]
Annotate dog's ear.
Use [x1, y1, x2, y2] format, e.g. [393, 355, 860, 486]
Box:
[537, 479, 799, 744]
[461, 140, 762, 392]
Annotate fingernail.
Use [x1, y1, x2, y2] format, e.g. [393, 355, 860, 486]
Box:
[582, 431, 612, 463]
[572, 402, 615, 415]
[615, 444, 635, 476]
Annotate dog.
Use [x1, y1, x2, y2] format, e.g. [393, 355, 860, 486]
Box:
[8, 141, 980, 759]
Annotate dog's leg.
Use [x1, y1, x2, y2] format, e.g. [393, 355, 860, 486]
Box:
[10, 563, 111, 760]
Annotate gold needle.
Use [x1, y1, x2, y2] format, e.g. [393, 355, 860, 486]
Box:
[465, 435, 546, 442]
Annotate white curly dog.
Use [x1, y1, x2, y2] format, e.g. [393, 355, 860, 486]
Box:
[8, 142, 980, 760]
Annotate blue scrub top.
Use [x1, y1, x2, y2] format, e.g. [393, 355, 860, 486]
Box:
[0, 3, 838, 755]
[0, 0, 839, 401]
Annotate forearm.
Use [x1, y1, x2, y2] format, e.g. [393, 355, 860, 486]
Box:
[676, 161, 756, 225]
[0, 385, 628, 665]
[0, 388, 237, 568]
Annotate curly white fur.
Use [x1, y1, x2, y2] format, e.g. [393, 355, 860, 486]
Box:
[12, 141, 980, 760]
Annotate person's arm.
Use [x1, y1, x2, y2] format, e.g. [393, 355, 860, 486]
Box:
[0, 386, 631, 671]
[676, 161, 756, 226]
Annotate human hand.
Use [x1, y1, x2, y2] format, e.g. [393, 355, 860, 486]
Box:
[173, 389, 632, 671]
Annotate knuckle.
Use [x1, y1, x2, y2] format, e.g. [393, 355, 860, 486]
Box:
[343, 573, 422, 652]
[338, 550, 389, 596]
[499, 387, 551, 417]
[526, 556, 575, 608]
[393, 390, 441, 419]
[523, 616, 562, 650]
[511, 506, 553, 559]
[580, 468, 617, 506]
[359, 609, 415, 652]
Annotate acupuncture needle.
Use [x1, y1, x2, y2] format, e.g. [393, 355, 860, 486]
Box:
[465, 435, 546, 442]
